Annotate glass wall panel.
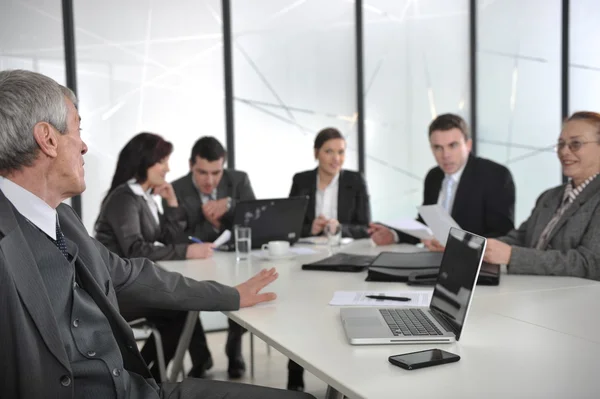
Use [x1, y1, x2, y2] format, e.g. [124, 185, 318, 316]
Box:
[570, 0, 600, 114]
[232, 0, 358, 199]
[73, 0, 225, 231]
[477, 0, 562, 225]
[364, 0, 470, 222]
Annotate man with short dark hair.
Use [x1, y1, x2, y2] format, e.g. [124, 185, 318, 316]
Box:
[369, 113, 516, 249]
[0, 69, 313, 399]
[170, 136, 255, 378]
[171, 136, 255, 243]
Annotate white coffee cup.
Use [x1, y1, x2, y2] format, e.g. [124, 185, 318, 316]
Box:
[261, 240, 290, 257]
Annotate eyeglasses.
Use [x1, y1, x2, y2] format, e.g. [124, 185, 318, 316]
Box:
[555, 140, 599, 153]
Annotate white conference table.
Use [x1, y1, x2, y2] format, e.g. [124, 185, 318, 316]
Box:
[160, 239, 600, 399]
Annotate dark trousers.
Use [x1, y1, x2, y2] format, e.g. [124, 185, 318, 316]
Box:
[121, 307, 211, 380]
[226, 318, 246, 360]
[288, 359, 304, 385]
[161, 378, 315, 399]
[122, 306, 246, 380]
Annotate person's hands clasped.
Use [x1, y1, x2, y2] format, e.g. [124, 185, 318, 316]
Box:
[202, 198, 228, 228]
[368, 223, 395, 245]
[422, 238, 445, 252]
[311, 215, 329, 235]
[236, 268, 279, 308]
[186, 243, 214, 259]
[154, 183, 178, 207]
[483, 239, 512, 265]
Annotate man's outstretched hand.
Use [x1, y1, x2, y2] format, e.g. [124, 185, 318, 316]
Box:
[235, 268, 279, 308]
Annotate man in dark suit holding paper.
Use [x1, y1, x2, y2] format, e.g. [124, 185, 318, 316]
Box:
[369, 114, 516, 250]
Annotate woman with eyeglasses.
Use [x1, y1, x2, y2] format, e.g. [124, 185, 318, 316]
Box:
[484, 111, 600, 280]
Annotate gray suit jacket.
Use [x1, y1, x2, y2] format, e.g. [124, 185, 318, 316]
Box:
[95, 183, 189, 261]
[498, 177, 600, 280]
[170, 170, 256, 242]
[0, 190, 239, 398]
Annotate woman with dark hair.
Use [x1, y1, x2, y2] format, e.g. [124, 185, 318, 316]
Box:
[484, 111, 600, 279]
[289, 127, 371, 239]
[95, 132, 213, 260]
[95, 132, 215, 380]
[286, 127, 371, 391]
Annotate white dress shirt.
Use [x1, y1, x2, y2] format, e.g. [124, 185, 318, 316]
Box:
[0, 176, 58, 239]
[128, 180, 162, 226]
[315, 172, 340, 220]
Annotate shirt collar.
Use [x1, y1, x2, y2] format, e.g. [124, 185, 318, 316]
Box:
[0, 176, 58, 239]
[445, 162, 466, 184]
[190, 174, 217, 200]
[563, 173, 599, 204]
[127, 179, 152, 197]
[317, 171, 340, 191]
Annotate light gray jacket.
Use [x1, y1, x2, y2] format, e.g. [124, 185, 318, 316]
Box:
[498, 177, 600, 280]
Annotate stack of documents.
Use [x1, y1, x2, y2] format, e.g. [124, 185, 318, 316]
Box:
[329, 290, 432, 307]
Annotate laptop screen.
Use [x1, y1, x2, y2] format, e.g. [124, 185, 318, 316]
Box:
[429, 228, 486, 341]
[233, 196, 308, 248]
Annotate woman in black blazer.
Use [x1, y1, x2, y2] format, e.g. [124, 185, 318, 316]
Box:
[289, 127, 371, 240]
[287, 128, 371, 391]
[95, 132, 214, 379]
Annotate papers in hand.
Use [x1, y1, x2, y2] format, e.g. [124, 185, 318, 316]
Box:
[384, 219, 434, 241]
[329, 290, 432, 307]
[418, 204, 460, 246]
[213, 230, 232, 247]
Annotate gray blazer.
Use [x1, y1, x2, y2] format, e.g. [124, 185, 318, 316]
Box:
[95, 183, 189, 261]
[0, 190, 239, 398]
[170, 170, 256, 242]
[498, 177, 600, 280]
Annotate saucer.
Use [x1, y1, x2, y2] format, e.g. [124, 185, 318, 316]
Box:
[253, 251, 296, 261]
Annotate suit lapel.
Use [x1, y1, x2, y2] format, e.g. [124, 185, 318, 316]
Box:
[451, 156, 476, 217]
[216, 171, 231, 200]
[529, 189, 562, 247]
[425, 169, 444, 205]
[306, 169, 318, 221]
[0, 193, 71, 370]
[337, 170, 352, 220]
[541, 178, 600, 246]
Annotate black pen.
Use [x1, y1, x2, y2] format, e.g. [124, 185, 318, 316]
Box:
[366, 295, 411, 302]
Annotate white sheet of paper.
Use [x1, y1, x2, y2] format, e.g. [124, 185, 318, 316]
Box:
[213, 229, 232, 247]
[329, 290, 432, 307]
[297, 237, 353, 246]
[418, 204, 461, 246]
[384, 218, 434, 240]
[290, 247, 318, 255]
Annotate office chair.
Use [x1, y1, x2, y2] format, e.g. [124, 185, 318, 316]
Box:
[129, 318, 167, 382]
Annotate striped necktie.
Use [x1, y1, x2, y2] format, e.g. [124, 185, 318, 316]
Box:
[442, 176, 455, 212]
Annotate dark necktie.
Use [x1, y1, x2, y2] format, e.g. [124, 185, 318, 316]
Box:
[55, 220, 69, 259]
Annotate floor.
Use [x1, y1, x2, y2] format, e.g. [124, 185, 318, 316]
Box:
[177, 330, 330, 398]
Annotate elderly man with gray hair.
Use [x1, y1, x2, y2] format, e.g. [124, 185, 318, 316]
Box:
[0, 69, 314, 399]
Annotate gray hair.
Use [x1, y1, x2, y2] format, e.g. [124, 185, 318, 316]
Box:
[0, 69, 78, 172]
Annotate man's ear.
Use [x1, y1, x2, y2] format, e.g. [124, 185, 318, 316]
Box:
[33, 122, 59, 158]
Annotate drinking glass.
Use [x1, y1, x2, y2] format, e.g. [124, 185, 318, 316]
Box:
[234, 226, 252, 261]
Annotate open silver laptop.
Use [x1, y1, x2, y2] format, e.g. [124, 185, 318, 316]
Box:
[340, 228, 486, 345]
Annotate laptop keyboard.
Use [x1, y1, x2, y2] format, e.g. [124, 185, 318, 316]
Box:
[379, 308, 443, 336]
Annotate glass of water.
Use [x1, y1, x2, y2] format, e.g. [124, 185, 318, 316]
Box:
[324, 220, 342, 251]
[235, 225, 252, 261]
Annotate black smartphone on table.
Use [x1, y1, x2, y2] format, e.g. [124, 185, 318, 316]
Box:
[388, 349, 460, 370]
